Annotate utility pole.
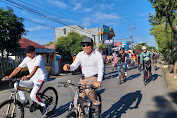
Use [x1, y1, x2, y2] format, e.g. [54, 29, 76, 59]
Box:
[53, 27, 56, 41]
[129, 24, 136, 51]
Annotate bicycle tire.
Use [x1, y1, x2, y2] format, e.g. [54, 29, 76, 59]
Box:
[96, 92, 102, 116]
[66, 111, 77, 118]
[41, 87, 58, 114]
[90, 92, 102, 118]
[0, 99, 24, 118]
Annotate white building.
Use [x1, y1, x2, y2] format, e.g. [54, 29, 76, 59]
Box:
[56, 25, 103, 47]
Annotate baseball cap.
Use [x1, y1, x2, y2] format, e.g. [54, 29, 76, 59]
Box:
[142, 46, 147, 50]
[81, 37, 93, 43]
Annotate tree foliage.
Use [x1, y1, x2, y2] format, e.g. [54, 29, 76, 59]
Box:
[55, 31, 85, 61]
[134, 43, 158, 53]
[46, 41, 54, 46]
[98, 43, 107, 50]
[148, 0, 177, 64]
[0, 7, 26, 57]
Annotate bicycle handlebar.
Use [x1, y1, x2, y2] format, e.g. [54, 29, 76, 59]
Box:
[58, 81, 99, 90]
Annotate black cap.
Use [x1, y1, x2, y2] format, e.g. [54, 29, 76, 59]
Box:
[81, 37, 93, 43]
[25, 46, 35, 53]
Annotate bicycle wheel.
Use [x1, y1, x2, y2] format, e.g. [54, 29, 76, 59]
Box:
[66, 111, 77, 118]
[89, 93, 102, 118]
[96, 92, 102, 116]
[0, 99, 24, 118]
[111, 63, 114, 71]
[41, 87, 58, 113]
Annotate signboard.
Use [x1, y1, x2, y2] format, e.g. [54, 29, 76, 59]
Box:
[114, 42, 122, 46]
[122, 41, 126, 45]
[104, 39, 114, 45]
[124, 43, 130, 50]
[103, 25, 110, 33]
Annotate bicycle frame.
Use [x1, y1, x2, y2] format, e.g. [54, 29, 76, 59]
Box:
[59, 81, 97, 118]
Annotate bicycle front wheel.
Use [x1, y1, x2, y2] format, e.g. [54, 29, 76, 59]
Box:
[0, 99, 24, 118]
[66, 111, 77, 118]
[41, 87, 58, 114]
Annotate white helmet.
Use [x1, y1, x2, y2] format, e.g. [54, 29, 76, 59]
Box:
[142, 46, 147, 50]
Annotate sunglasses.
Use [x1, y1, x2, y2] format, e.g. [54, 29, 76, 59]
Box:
[82, 43, 92, 47]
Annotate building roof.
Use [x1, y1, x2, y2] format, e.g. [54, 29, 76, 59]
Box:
[18, 36, 46, 49]
[44, 42, 56, 49]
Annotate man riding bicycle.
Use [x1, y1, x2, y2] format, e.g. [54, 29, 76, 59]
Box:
[140, 46, 153, 77]
[117, 48, 127, 78]
[2, 46, 49, 116]
[63, 37, 104, 118]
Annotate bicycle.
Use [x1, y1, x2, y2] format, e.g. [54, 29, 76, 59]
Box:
[58, 80, 102, 118]
[118, 64, 127, 84]
[138, 60, 141, 71]
[111, 59, 118, 71]
[143, 61, 151, 86]
[0, 78, 58, 118]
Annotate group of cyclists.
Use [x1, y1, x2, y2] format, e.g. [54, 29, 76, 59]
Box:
[1, 36, 160, 118]
[111, 46, 160, 81]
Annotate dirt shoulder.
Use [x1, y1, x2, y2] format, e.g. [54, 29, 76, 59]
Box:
[160, 60, 177, 104]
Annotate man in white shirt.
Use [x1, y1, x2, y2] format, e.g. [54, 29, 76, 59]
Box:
[2, 46, 49, 116]
[63, 37, 104, 117]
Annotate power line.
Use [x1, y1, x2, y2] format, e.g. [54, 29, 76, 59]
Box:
[17, 0, 77, 25]
[1, 0, 99, 36]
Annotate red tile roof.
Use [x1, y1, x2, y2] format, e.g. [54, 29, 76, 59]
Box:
[18, 36, 46, 49]
[44, 42, 56, 49]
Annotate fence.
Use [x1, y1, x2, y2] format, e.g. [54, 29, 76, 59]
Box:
[0, 60, 20, 79]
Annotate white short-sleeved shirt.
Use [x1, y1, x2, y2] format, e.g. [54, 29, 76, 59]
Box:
[70, 50, 104, 82]
[18, 55, 47, 80]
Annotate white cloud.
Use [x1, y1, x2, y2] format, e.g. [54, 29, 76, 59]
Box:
[98, 3, 114, 11]
[73, 3, 82, 11]
[83, 8, 92, 12]
[82, 17, 91, 27]
[47, 0, 68, 9]
[29, 17, 46, 23]
[26, 26, 50, 32]
[81, 12, 120, 27]
[138, 12, 150, 17]
[94, 12, 120, 22]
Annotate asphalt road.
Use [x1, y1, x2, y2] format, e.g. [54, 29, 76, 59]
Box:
[0, 62, 177, 118]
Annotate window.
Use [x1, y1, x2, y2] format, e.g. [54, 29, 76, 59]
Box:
[92, 35, 95, 41]
[63, 28, 66, 35]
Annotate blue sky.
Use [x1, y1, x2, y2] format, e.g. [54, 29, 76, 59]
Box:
[0, 0, 156, 47]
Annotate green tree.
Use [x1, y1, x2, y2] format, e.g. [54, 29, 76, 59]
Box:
[148, 0, 177, 66]
[134, 43, 148, 53]
[150, 23, 174, 63]
[98, 43, 107, 50]
[0, 7, 26, 57]
[55, 31, 85, 61]
[46, 41, 54, 46]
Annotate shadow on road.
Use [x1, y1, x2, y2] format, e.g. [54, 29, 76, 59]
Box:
[126, 73, 141, 81]
[101, 90, 142, 118]
[104, 71, 117, 76]
[47, 78, 56, 82]
[147, 74, 162, 84]
[47, 102, 71, 118]
[147, 96, 177, 118]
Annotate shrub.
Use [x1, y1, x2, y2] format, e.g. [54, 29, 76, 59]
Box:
[45, 66, 52, 79]
[5, 67, 29, 78]
[4, 66, 52, 79]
